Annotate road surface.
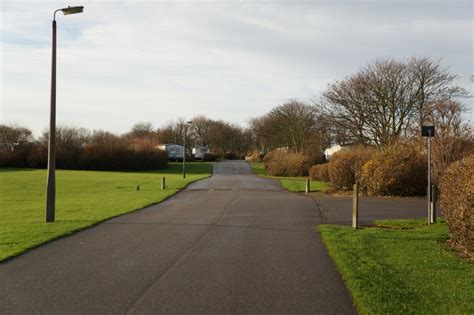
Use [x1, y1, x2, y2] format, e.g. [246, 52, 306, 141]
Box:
[0, 161, 356, 314]
[313, 194, 441, 226]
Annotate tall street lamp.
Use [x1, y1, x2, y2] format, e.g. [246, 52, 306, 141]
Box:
[46, 6, 84, 223]
[182, 121, 193, 179]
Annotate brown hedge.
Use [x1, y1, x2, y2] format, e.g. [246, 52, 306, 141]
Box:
[309, 163, 330, 182]
[0, 145, 32, 167]
[440, 154, 473, 259]
[203, 153, 218, 162]
[247, 150, 264, 162]
[360, 144, 427, 196]
[224, 152, 243, 160]
[81, 143, 168, 171]
[264, 150, 312, 177]
[0, 142, 169, 171]
[328, 146, 374, 190]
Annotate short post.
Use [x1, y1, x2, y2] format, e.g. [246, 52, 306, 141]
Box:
[430, 184, 437, 224]
[427, 135, 431, 225]
[161, 176, 166, 191]
[352, 183, 359, 229]
[305, 177, 310, 193]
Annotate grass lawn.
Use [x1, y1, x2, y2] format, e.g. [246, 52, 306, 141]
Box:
[249, 162, 329, 192]
[0, 162, 212, 262]
[319, 219, 474, 314]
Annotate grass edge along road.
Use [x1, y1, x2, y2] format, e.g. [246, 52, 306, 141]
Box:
[0, 162, 212, 262]
[319, 219, 474, 315]
[249, 162, 329, 192]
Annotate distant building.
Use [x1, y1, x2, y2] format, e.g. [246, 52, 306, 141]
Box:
[158, 144, 184, 161]
[324, 144, 356, 161]
[192, 146, 209, 160]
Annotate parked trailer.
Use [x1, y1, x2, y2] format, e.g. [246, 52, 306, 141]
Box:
[158, 144, 184, 161]
[192, 146, 209, 160]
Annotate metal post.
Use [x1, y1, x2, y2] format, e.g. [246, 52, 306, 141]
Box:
[352, 183, 359, 229]
[427, 136, 431, 225]
[430, 184, 437, 224]
[183, 125, 186, 179]
[46, 19, 57, 223]
[161, 176, 165, 191]
[305, 178, 310, 193]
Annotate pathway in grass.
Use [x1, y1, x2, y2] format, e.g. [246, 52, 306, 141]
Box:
[319, 219, 474, 314]
[0, 163, 212, 261]
[249, 162, 329, 192]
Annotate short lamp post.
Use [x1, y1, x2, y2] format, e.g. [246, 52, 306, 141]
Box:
[182, 121, 193, 179]
[46, 6, 84, 223]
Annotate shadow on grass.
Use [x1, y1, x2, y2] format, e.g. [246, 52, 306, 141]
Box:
[118, 163, 214, 176]
[320, 224, 448, 242]
[0, 163, 213, 176]
[0, 167, 38, 173]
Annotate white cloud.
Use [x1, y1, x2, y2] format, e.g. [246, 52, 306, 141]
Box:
[1, 0, 473, 135]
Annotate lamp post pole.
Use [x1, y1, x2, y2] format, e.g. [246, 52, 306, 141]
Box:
[183, 126, 187, 179]
[422, 125, 435, 225]
[46, 17, 57, 222]
[46, 6, 84, 223]
[182, 121, 193, 179]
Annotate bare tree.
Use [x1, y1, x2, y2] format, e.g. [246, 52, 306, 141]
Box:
[206, 120, 251, 156]
[40, 126, 91, 147]
[157, 118, 187, 145]
[423, 100, 473, 182]
[0, 124, 33, 151]
[190, 115, 212, 146]
[322, 57, 469, 147]
[249, 115, 279, 153]
[409, 57, 470, 125]
[129, 122, 154, 138]
[250, 100, 321, 154]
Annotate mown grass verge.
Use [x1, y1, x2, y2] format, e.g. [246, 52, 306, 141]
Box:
[249, 162, 329, 192]
[319, 219, 474, 314]
[0, 162, 212, 262]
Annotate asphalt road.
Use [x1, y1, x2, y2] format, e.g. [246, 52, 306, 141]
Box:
[0, 161, 356, 314]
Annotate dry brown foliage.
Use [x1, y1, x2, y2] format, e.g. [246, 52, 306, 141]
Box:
[440, 154, 473, 259]
[202, 153, 218, 162]
[360, 143, 427, 196]
[247, 150, 264, 162]
[309, 163, 330, 182]
[328, 146, 374, 190]
[264, 150, 312, 177]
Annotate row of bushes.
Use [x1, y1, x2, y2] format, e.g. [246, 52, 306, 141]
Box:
[263, 147, 472, 258]
[440, 154, 473, 259]
[246, 151, 265, 163]
[203, 153, 218, 162]
[0, 143, 168, 171]
[224, 152, 246, 160]
[309, 144, 427, 196]
[263, 151, 313, 177]
[308, 146, 473, 258]
[262, 143, 433, 196]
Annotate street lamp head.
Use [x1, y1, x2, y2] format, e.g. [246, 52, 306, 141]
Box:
[61, 6, 84, 15]
[54, 6, 84, 20]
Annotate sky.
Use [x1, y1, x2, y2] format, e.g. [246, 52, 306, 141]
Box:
[1, 0, 473, 136]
